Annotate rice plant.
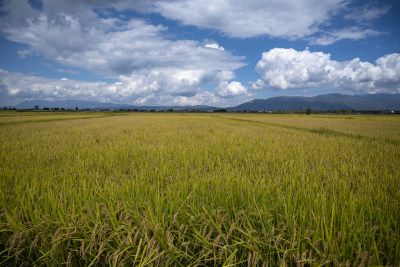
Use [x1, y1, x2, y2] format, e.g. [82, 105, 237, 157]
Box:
[1, 112, 399, 266]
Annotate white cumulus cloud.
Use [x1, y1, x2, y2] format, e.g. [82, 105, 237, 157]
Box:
[0, 69, 251, 107]
[152, 0, 346, 38]
[1, 12, 243, 79]
[254, 48, 400, 93]
[0, 0, 248, 105]
[215, 81, 248, 98]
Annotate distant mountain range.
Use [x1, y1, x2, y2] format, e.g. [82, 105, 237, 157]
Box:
[231, 94, 400, 111]
[15, 94, 400, 111]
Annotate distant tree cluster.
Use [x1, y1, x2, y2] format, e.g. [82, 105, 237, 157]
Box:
[2, 105, 398, 114]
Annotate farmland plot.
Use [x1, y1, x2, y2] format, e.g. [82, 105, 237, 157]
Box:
[0, 112, 399, 265]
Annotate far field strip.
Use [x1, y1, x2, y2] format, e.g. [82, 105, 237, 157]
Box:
[1, 112, 399, 146]
[0, 113, 124, 126]
[213, 114, 400, 145]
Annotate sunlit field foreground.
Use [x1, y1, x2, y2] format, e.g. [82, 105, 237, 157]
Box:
[1, 112, 399, 266]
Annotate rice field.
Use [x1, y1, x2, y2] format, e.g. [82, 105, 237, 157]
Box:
[0, 111, 399, 266]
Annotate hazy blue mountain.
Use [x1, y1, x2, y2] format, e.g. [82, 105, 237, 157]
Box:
[230, 94, 400, 111]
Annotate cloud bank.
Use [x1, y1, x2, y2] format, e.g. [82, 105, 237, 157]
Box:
[152, 0, 343, 38]
[254, 48, 400, 94]
[0, 0, 249, 106]
[0, 3, 244, 78]
[0, 69, 251, 107]
[151, 0, 387, 41]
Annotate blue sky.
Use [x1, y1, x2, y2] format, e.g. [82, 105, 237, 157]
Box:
[0, 0, 399, 107]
